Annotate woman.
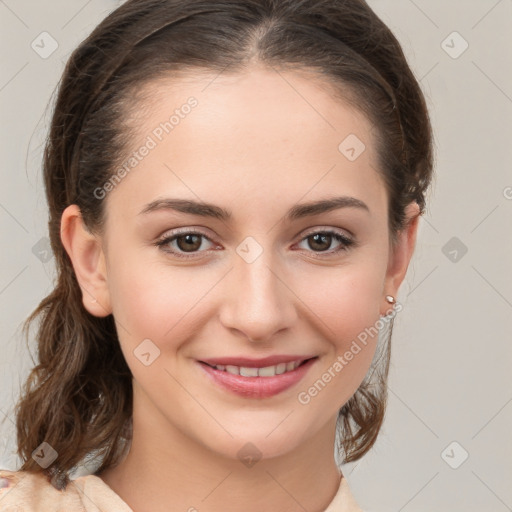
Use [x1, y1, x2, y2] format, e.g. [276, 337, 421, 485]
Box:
[0, 0, 434, 510]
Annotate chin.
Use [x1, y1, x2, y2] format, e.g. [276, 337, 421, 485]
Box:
[192, 417, 317, 465]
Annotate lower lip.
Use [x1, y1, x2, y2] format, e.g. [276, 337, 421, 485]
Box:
[197, 358, 317, 399]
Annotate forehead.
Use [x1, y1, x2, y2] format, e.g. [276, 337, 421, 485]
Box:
[105, 64, 387, 224]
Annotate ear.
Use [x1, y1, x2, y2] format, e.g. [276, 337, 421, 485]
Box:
[60, 204, 112, 318]
[381, 201, 421, 315]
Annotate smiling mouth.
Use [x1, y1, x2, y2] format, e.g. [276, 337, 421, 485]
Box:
[201, 357, 316, 378]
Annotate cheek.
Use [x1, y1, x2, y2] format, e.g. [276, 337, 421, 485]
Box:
[107, 237, 387, 364]
[106, 262, 204, 389]
[291, 261, 386, 396]
[293, 261, 385, 343]
[294, 275, 386, 416]
[107, 252, 216, 348]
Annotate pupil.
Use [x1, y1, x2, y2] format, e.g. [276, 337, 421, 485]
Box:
[310, 233, 330, 251]
[178, 234, 201, 252]
[175, 233, 333, 253]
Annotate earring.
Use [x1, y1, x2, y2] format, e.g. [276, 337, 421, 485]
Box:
[380, 295, 397, 319]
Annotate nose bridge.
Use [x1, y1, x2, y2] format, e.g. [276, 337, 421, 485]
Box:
[221, 236, 295, 341]
[240, 249, 279, 304]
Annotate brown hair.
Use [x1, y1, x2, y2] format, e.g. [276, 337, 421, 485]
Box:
[13, 0, 434, 489]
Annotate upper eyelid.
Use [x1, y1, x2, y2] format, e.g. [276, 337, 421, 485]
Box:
[157, 226, 353, 248]
[300, 226, 353, 239]
[158, 227, 216, 244]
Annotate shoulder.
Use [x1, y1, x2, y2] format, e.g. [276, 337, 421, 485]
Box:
[0, 469, 84, 511]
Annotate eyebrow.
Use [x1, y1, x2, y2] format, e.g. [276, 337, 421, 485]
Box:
[138, 195, 370, 222]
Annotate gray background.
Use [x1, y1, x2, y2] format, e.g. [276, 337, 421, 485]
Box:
[1, 1, 511, 511]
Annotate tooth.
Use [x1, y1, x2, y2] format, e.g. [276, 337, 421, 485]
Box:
[258, 365, 277, 377]
[275, 363, 287, 375]
[215, 361, 304, 377]
[286, 361, 296, 372]
[240, 367, 259, 377]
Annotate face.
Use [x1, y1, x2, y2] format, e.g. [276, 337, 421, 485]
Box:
[64, 63, 418, 461]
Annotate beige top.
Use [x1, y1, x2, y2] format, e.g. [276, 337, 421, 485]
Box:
[0, 468, 363, 511]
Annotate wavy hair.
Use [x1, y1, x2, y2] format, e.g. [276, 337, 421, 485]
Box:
[12, 0, 434, 490]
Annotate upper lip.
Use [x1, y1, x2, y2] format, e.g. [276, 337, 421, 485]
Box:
[199, 355, 317, 368]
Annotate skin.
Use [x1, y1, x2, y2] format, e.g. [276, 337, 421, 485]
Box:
[60, 63, 420, 512]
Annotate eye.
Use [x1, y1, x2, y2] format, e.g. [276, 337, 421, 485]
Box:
[155, 229, 217, 259]
[154, 227, 356, 260]
[295, 229, 356, 257]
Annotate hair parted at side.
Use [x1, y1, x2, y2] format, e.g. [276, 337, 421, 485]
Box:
[14, 0, 435, 490]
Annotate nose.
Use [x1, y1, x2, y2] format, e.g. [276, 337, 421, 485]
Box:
[219, 249, 297, 344]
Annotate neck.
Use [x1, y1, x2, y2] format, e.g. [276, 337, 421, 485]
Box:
[97, 388, 343, 512]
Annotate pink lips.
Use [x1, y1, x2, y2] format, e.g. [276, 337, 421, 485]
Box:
[200, 354, 315, 367]
[197, 357, 317, 399]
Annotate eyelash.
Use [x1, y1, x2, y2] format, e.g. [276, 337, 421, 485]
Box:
[154, 228, 356, 260]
